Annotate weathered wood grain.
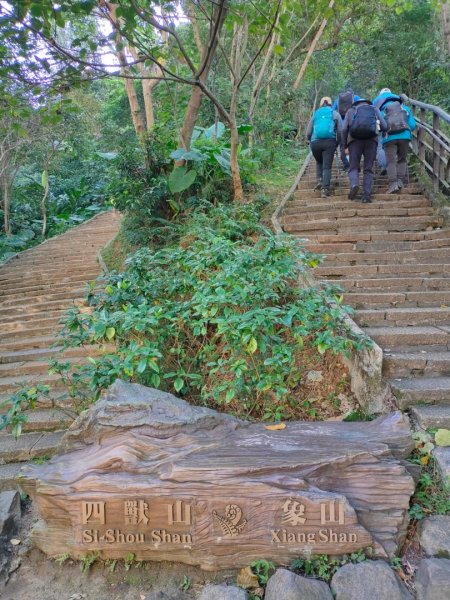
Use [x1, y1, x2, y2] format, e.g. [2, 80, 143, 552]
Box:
[19, 380, 415, 570]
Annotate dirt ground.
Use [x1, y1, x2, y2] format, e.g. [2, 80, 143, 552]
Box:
[1, 502, 239, 600]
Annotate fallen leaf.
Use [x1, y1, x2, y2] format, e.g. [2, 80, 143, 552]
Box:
[10, 539, 21, 546]
[420, 455, 429, 465]
[237, 566, 259, 590]
[264, 423, 286, 431]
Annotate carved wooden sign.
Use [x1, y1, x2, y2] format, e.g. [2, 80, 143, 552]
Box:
[20, 381, 415, 570]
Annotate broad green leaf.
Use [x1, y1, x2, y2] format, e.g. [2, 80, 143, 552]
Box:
[174, 378, 184, 393]
[435, 429, 450, 447]
[317, 342, 327, 355]
[247, 337, 258, 354]
[105, 327, 116, 340]
[204, 122, 225, 140]
[168, 167, 197, 194]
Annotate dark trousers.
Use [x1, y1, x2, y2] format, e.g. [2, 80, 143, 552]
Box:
[311, 139, 337, 190]
[348, 138, 378, 198]
[384, 139, 409, 184]
[340, 144, 349, 170]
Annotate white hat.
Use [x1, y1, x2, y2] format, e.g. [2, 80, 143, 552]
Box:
[380, 88, 391, 94]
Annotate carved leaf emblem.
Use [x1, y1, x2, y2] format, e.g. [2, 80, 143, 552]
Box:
[213, 504, 247, 538]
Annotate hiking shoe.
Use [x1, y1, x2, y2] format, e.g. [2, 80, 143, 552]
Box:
[348, 185, 359, 200]
[321, 188, 330, 198]
[380, 168, 387, 176]
[314, 181, 322, 191]
[397, 179, 404, 189]
[362, 196, 372, 203]
[387, 182, 399, 194]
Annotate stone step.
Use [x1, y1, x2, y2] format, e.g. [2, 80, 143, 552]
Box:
[323, 248, 450, 266]
[0, 345, 96, 365]
[0, 315, 65, 334]
[1, 324, 61, 342]
[0, 298, 86, 320]
[410, 404, 450, 430]
[0, 355, 89, 377]
[0, 277, 102, 298]
[312, 239, 450, 255]
[0, 463, 23, 491]
[285, 205, 433, 220]
[329, 277, 450, 292]
[0, 430, 64, 463]
[0, 271, 100, 291]
[285, 197, 431, 214]
[390, 377, 450, 409]
[0, 288, 87, 309]
[0, 372, 64, 394]
[0, 335, 60, 352]
[345, 290, 450, 309]
[0, 308, 69, 326]
[0, 388, 74, 410]
[355, 307, 450, 327]
[384, 351, 450, 378]
[307, 230, 450, 244]
[316, 264, 450, 279]
[284, 215, 444, 234]
[364, 326, 450, 351]
[0, 408, 74, 434]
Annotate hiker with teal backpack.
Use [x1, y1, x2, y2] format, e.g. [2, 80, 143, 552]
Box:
[306, 97, 342, 197]
[379, 94, 416, 194]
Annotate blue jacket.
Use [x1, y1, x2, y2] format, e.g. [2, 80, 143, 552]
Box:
[372, 92, 398, 109]
[381, 102, 416, 145]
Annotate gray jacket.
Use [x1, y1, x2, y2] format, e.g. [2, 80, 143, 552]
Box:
[342, 103, 387, 147]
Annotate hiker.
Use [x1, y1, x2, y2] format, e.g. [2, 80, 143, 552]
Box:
[372, 87, 395, 175]
[342, 98, 387, 203]
[333, 88, 361, 171]
[306, 96, 342, 198]
[380, 94, 416, 194]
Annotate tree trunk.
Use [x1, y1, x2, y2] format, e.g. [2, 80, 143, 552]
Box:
[443, 2, 450, 53]
[177, 0, 229, 153]
[142, 79, 155, 131]
[229, 121, 244, 201]
[2, 176, 11, 237]
[293, 0, 335, 90]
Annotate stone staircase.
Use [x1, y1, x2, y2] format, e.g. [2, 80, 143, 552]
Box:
[0, 211, 121, 488]
[281, 161, 450, 441]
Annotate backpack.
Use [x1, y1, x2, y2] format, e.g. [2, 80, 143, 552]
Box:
[383, 101, 410, 134]
[349, 104, 378, 139]
[338, 91, 354, 118]
[312, 106, 336, 140]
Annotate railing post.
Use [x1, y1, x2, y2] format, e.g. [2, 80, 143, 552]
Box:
[432, 113, 440, 192]
[418, 108, 426, 164]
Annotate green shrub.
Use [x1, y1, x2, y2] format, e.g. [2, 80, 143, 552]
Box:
[55, 200, 370, 419]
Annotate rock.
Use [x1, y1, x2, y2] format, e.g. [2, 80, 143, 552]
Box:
[265, 568, 333, 600]
[331, 560, 412, 600]
[433, 447, 450, 480]
[198, 584, 248, 600]
[415, 558, 450, 600]
[20, 381, 415, 569]
[307, 371, 324, 383]
[418, 516, 450, 557]
[0, 490, 20, 538]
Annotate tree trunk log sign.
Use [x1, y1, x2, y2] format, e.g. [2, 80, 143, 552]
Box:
[20, 381, 415, 570]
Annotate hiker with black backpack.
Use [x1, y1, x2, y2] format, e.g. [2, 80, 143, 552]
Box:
[305, 96, 342, 198]
[333, 88, 361, 171]
[379, 94, 416, 194]
[342, 99, 387, 203]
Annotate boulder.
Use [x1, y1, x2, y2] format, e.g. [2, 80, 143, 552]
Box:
[418, 516, 450, 557]
[20, 381, 415, 569]
[198, 584, 248, 600]
[331, 560, 412, 600]
[265, 568, 333, 600]
[415, 558, 450, 600]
